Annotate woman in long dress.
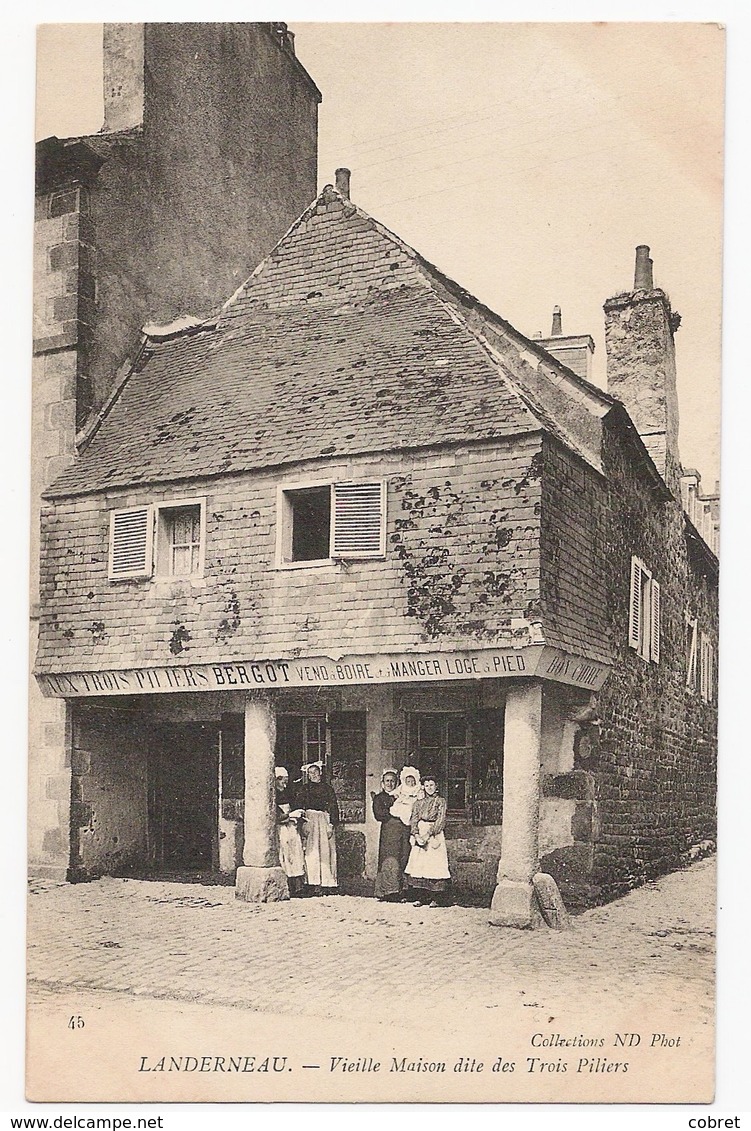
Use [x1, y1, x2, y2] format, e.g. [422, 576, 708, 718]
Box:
[274, 766, 305, 897]
[404, 772, 451, 906]
[297, 761, 339, 895]
[373, 768, 411, 901]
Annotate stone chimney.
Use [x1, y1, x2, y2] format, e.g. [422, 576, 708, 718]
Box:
[103, 23, 145, 133]
[604, 246, 681, 495]
[335, 167, 351, 199]
[537, 306, 595, 382]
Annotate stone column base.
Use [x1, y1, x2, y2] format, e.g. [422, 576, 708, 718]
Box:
[488, 879, 545, 928]
[235, 866, 290, 903]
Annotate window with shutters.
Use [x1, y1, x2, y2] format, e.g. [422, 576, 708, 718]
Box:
[686, 616, 699, 690]
[699, 633, 716, 704]
[108, 498, 205, 582]
[277, 480, 386, 566]
[628, 556, 660, 663]
[108, 506, 153, 580]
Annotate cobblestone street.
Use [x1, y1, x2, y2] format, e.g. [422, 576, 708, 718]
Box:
[28, 857, 715, 1028]
[24, 857, 716, 1103]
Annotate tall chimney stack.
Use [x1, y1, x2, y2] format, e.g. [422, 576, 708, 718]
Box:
[550, 305, 562, 336]
[335, 167, 351, 199]
[634, 244, 654, 290]
[604, 247, 681, 495]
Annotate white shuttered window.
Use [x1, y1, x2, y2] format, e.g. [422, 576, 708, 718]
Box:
[278, 479, 387, 565]
[628, 556, 660, 663]
[699, 633, 715, 704]
[108, 506, 153, 579]
[331, 481, 385, 558]
[686, 617, 698, 690]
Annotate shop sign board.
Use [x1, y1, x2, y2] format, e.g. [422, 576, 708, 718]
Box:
[36, 645, 610, 698]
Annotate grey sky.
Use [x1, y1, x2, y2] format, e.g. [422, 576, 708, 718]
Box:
[36, 22, 724, 486]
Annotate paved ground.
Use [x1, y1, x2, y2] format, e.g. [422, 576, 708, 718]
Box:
[27, 857, 715, 1029]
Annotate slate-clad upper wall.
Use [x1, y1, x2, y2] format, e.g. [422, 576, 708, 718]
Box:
[36, 439, 550, 674]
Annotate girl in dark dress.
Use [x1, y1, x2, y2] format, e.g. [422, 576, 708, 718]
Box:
[372, 769, 411, 901]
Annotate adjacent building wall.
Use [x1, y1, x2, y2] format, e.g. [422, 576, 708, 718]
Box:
[30, 183, 92, 875]
[89, 23, 320, 405]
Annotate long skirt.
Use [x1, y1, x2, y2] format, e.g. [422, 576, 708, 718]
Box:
[405, 825, 451, 893]
[302, 809, 338, 888]
[278, 822, 305, 880]
[374, 817, 411, 900]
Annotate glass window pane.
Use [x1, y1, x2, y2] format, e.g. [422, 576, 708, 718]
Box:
[417, 715, 442, 749]
[172, 546, 191, 575]
[447, 716, 467, 747]
[447, 778, 467, 810]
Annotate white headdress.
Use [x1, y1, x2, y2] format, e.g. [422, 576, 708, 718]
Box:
[399, 766, 421, 791]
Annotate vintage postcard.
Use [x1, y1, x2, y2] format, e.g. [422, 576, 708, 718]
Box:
[25, 19, 724, 1107]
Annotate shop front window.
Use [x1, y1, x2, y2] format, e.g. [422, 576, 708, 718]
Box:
[275, 712, 366, 823]
[409, 710, 504, 824]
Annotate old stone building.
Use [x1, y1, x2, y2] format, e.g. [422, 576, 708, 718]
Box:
[32, 166, 718, 924]
[30, 22, 321, 878]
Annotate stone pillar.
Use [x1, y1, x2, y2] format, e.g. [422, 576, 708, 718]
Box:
[489, 681, 544, 928]
[235, 692, 289, 902]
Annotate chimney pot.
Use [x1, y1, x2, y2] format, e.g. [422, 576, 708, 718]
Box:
[634, 245, 654, 290]
[335, 168, 351, 199]
[551, 305, 562, 337]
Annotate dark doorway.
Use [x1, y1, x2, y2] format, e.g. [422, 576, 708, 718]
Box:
[148, 722, 219, 871]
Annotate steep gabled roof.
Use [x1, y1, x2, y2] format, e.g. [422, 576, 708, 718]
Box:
[45, 186, 609, 499]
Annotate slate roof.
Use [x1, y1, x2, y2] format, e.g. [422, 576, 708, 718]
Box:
[45, 186, 611, 499]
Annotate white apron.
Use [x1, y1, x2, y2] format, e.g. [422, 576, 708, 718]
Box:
[405, 821, 451, 880]
[277, 805, 305, 879]
[302, 809, 338, 888]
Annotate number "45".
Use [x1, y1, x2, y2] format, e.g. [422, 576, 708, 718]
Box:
[67, 1015, 85, 1030]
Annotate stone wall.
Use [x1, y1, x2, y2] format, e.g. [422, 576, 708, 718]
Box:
[30, 191, 86, 875]
[69, 703, 149, 880]
[539, 429, 718, 903]
[88, 23, 320, 406]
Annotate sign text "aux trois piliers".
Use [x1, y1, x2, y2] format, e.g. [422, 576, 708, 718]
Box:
[37, 646, 610, 698]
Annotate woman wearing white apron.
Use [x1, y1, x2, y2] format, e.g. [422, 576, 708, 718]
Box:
[274, 766, 305, 896]
[297, 761, 339, 895]
[404, 772, 451, 906]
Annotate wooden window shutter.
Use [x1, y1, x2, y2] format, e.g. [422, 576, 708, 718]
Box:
[108, 506, 153, 579]
[686, 618, 698, 689]
[331, 481, 385, 558]
[650, 579, 661, 664]
[700, 633, 711, 702]
[628, 557, 643, 651]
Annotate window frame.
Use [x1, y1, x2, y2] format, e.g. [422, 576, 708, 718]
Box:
[628, 556, 660, 664]
[275, 478, 387, 569]
[108, 497, 206, 583]
[408, 709, 504, 824]
[154, 497, 207, 580]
